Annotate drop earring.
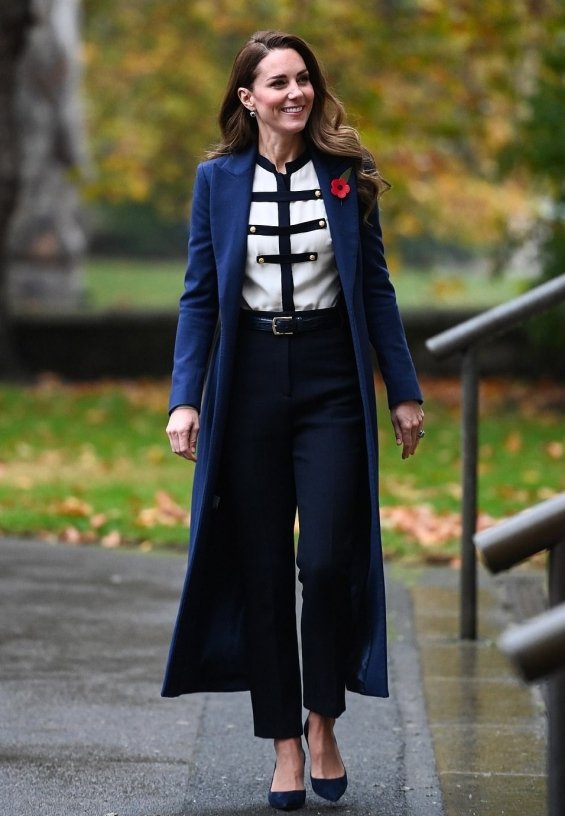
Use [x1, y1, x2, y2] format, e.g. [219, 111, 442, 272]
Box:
[249, 109, 256, 118]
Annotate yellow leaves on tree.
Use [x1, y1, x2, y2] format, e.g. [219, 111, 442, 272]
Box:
[81, 0, 559, 248]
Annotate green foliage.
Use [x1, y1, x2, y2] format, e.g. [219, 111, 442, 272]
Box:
[504, 14, 565, 351]
[518, 27, 565, 184]
[81, 0, 561, 253]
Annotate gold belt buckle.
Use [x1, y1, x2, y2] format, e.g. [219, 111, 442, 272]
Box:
[272, 316, 294, 335]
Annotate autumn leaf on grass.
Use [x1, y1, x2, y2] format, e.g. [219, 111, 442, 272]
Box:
[497, 485, 529, 502]
[61, 526, 82, 545]
[85, 408, 107, 424]
[61, 526, 96, 545]
[90, 512, 109, 529]
[101, 530, 122, 549]
[546, 441, 564, 460]
[380, 504, 496, 548]
[136, 491, 189, 528]
[52, 496, 93, 517]
[504, 432, 523, 453]
[538, 487, 559, 501]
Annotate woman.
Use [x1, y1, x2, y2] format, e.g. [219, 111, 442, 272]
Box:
[163, 30, 424, 811]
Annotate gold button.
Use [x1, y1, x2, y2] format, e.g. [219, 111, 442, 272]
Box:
[319, 219, 326, 227]
[309, 254, 316, 261]
[249, 226, 256, 234]
[258, 257, 265, 264]
[315, 189, 321, 198]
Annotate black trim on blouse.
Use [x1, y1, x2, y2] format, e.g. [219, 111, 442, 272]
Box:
[251, 189, 322, 202]
[250, 152, 323, 311]
[256, 150, 311, 175]
[249, 218, 327, 237]
[257, 252, 318, 265]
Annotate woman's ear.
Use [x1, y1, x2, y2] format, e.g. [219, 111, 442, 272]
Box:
[238, 87, 254, 111]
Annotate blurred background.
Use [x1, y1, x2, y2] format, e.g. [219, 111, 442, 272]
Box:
[1, 0, 564, 558]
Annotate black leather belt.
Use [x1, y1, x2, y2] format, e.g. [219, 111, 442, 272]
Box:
[239, 307, 343, 336]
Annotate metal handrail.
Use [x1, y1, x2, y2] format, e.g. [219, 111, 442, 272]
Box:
[427, 274, 565, 358]
[476, 493, 565, 573]
[426, 273, 565, 640]
[499, 603, 565, 682]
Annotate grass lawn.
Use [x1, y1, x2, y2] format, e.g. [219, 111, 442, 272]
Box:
[84, 258, 185, 310]
[83, 258, 530, 312]
[0, 377, 563, 563]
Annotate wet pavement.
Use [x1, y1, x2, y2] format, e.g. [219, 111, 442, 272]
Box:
[409, 568, 547, 816]
[0, 538, 547, 815]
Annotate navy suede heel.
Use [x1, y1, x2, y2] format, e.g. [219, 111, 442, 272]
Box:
[268, 748, 306, 811]
[304, 717, 348, 803]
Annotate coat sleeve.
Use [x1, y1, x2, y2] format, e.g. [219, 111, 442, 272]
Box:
[169, 163, 219, 414]
[360, 204, 423, 408]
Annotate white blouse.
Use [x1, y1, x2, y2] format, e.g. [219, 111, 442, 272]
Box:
[242, 153, 341, 312]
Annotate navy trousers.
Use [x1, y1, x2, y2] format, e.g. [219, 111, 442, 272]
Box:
[218, 314, 367, 739]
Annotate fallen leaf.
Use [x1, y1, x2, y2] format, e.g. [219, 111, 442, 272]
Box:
[521, 469, 540, 485]
[61, 526, 82, 545]
[136, 491, 189, 528]
[54, 496, 93, 517]
[504, 432, 523, 453]
[546, 441, 564, 460]
[380, 505, 496, 548]
[497, 485, 530, 502]
[537, 487, 558, 500]
[90, 513, 109, 529]
[85, 408, 107, 424]
[101, 530, 122, 548]
[445, 483, 462, 500]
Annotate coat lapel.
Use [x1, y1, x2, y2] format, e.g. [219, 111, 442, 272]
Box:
[209, 147, 256, 308]
[310, 149, 360, 299]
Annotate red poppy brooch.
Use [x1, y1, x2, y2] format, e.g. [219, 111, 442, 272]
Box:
[330, 168, 352, 200]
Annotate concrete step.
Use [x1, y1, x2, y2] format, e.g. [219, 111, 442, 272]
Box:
[405, 565, 547, 816]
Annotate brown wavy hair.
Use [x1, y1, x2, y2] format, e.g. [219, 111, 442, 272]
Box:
[207, 30, 390, 218]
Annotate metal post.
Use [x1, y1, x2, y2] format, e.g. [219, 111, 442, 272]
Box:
[460, 347, 479, 639]
[548, 541, 565, 816]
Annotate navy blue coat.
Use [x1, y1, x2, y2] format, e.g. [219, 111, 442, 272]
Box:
[161, 144, 422, 699]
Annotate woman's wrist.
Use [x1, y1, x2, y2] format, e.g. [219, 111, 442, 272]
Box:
[170, 404, 198, 415]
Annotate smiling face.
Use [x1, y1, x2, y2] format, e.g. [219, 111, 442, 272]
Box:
[238, 48, 315, 147]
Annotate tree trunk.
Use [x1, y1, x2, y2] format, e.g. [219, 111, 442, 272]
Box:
[7, 0, 86, 313]
[0, 2, 33, 376]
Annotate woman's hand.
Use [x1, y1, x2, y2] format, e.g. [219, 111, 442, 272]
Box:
[390, 400, 424, 460]
[166, 406, 200, 462]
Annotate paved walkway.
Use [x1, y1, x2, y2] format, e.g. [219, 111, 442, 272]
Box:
[0, 538, 546, 815]
[406, 566, 546, 816]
